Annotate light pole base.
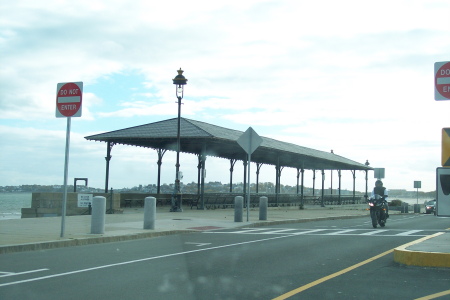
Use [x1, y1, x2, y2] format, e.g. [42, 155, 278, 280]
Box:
[170, 193, 183, 212]
[170, 207, 183, 212]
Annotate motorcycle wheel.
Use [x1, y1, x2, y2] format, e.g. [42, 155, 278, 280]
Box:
[379, 210, 386, 227]
[370, 210, 378, 228]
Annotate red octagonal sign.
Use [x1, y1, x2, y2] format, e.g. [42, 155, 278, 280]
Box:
[56, 82, 83, 117]
[435, 61, 450, 101]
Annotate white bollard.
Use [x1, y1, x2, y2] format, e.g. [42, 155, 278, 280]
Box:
[143, 197, 156, 230]
[91, 196, 106, 234]
[259, 196, 268, 220]
[235, 196, 243, 222]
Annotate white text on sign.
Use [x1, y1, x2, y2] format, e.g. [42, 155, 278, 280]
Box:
[438, 69, 450, 92]
[60, 105, 78, 110]
[59, 89, 80, 96]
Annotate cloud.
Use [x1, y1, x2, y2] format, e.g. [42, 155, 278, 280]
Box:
[1, 0, 449, 192]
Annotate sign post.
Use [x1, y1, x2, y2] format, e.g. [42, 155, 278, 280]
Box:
[414, 181, 421, 204]
[237, 127, 263, 221]
[56, 82, 83, 238]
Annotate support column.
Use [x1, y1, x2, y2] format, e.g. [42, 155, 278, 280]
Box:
[300, 168, 305, 207]
[364, 160, 370, 201]
[197, 154, 201, 195]
[256, 163, 262, 194]
[156, 149, 166, 194]
[321, 170, 325, 207]
[243, 160, 247, 202]
[330, 170, 333, 195]
[352, 170, 356, 203]
[274, 157, 283, 207]
[338, 170, 342, 205]
[312, 170, 316, 196]
[199, 145, 206, 210]
[104, 142, 114, 193]
[229, 159, 237, 193]
[275, 165, 278, 199]
[365, 170, 369, 201]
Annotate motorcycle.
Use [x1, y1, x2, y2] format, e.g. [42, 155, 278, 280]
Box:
[368, 194, 388, 228]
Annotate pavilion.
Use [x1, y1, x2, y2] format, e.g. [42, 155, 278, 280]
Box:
[85, 118, 372, 207]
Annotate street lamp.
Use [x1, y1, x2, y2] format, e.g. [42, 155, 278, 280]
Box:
[171, 68, 187, 212]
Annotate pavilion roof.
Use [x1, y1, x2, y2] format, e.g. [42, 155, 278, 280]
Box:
[85, 118, 371, 171]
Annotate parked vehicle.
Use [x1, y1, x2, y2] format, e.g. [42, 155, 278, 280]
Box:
[425, 200, 436, 214]
[368, 194, 388, 228]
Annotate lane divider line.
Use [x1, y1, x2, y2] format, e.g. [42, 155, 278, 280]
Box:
[414, 289, 450, 300]
[272, 249, 394, 300]
[0, 234, 294, 288]
[0, 269, 49, 278]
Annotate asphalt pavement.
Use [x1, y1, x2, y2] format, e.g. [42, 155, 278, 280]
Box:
[0, 204, 448, 268]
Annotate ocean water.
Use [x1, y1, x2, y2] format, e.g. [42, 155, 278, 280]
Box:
[0, 193, 433, 220]
[395, 197, 434, 206]
[0, 193, 32, 220]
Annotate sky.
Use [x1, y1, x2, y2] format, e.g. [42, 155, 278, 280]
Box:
[1, 0, 449, 193]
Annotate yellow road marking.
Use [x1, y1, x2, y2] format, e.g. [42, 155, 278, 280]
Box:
[272, 249, 394, 300]
[415, 289, 450, 300]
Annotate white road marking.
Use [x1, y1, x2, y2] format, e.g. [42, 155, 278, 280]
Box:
[0, 235, 295, 288]
[291, 229, 328, 235]
[0, 269, 49, 278]
[254, 229, 298, 234]
[233, 228, 268, 233]
[395, 230, 423, 236]
[360, 230, 389, 236]
[204, 228, 433, 237]
[325, 229, 357, 235]
[184, 242, 211, 247]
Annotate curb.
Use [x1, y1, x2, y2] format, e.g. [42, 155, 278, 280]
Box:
[0, 230, 196, 255]
[394, 232, 450, 268]
[0, 215, 365, 254]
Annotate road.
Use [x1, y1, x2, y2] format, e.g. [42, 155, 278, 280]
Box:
[1, 214, 449, 299]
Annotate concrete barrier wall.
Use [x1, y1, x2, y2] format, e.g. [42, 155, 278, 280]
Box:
[118, 193, 364, 208]
[21, 192, 120, 218]
[119, 193, 172, 207]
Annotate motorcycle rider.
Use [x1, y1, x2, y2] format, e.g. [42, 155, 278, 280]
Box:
[371, 180, 389, 217]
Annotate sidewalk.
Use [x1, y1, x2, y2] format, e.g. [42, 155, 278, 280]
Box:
[0, 205, 448, 268]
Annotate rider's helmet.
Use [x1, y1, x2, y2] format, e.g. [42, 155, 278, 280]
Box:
[375, 180, 383, 187]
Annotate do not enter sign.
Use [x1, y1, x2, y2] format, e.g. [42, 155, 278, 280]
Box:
[435, 61, 450, 100]
[56, 82, 83, 117]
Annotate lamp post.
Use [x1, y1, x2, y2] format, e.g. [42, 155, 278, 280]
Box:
[171, 68, 187, 212]
[365, 160, 370, 201]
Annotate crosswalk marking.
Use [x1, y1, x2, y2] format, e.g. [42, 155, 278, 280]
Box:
[233, 228, 268, 234]
[395, 230, 424, 236]
[204, 228, 438, 237]
[258, 229, 297, 234]
[291, 229, 328, 235]
[360, 230, 388, 235]
[325, 229, 357, 235]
